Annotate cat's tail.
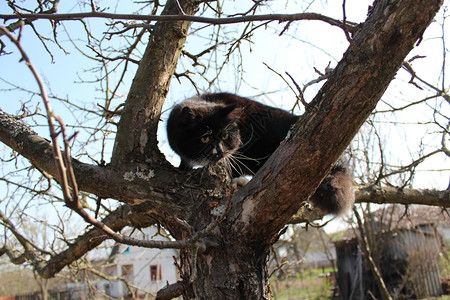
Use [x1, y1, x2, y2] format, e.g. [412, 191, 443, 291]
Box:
[309, 165, 355, 215]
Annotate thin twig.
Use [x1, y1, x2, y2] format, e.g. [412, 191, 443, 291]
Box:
[90, 0, 97, 12]
[0, 210, 52, 256]
[0, 12, 357, 31]
[175, 0, 186, 15]
[0, 25, 71, 202]
[342, 0, 362, 58]
[285, 71, 309, 108]
[354, 208, 393, 300]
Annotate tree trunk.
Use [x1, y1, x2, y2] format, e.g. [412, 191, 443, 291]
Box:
[111, 0, 200, 167]
[181, 244, 271, 299]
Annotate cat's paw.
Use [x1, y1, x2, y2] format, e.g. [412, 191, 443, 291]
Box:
[232, 176, 250, 187]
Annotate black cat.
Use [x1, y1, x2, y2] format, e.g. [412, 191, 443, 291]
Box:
[166, 93, 354, 215]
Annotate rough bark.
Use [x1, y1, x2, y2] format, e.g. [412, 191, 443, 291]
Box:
[110, 0, 199, 167]
[0, 0, 444, 299]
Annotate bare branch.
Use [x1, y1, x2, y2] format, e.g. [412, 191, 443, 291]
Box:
[0, 25, 73, 203]
[442, 121, 450, 158]
[402, 61, 450, 105]
[38, 205, 153, 278]
[0, 12, 356, 31]
[0, 210, 51, 257]
[355, 185, 450, 207]
[288, 185, 450, 224]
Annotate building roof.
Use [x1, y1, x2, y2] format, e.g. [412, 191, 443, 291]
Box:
[336, 204, 449, 243]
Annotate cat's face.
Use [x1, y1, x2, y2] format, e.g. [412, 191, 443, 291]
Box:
[167, 102, 241, 167]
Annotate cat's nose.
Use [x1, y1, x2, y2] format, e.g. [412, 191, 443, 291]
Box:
[212, 146, 224, 160]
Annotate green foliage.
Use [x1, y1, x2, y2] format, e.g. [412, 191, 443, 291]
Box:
[270, 268, 337, 300]
[0, 265, 67, 297]
[438, 248, 450, 280]
[0, 268, 39, 296]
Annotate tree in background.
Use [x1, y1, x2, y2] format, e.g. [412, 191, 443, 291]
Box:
[0, 0, 448, 298]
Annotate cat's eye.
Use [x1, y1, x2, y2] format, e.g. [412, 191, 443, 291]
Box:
[222, 133, 229, 140]
[200, 136, 210, 143]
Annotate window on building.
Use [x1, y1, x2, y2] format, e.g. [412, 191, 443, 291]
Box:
[104, 265, 117, 276]
[104, 284, 111, 296]
[122, 264, 134, 280]
[150, 264, 162, 281]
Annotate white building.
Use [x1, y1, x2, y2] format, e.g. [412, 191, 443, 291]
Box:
[98, 226, 179, 298]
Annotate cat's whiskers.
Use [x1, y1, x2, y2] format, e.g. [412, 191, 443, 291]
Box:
[224, 152, 256, 177]
[222, 156, 235, 176]
[238, 124, 254, 149]
[224, 155, 244, 177]
[232, 152, 267, 162]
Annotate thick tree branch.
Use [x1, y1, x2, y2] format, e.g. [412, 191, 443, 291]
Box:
[288, 186, 450, 224]
[110, 0, 200, 167]
[0, 110, 118, 199]
[232, 0, 444, 246]
[156, 281, 185, 300]
[1, 0, 59, 35]
[0, 109, 191, 222]
[355, 185, 450, 207]
[38, 205, 153, 278]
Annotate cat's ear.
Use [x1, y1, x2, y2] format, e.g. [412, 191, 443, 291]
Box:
[180, 106, 195, 121]
[220, 104, 237, 116]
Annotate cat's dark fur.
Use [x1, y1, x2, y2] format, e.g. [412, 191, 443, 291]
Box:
[167, 93, 354, 215]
